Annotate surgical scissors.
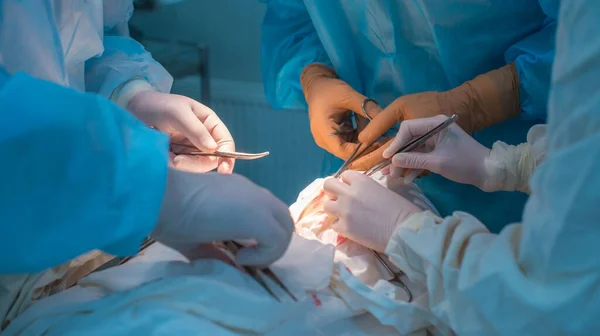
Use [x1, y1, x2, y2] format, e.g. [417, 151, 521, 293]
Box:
[221, 241, 297, 302]
[170, 143, 270, 160]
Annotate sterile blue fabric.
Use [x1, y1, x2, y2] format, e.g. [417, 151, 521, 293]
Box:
[0, 71, 169, 274]
[384, 0, 600, 333]
[0, 0, 173, 98]
[261, 0, 557, 232]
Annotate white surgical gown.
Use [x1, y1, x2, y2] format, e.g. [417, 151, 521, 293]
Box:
[383, 0, 600, 334]
[0, 0, 172, 274]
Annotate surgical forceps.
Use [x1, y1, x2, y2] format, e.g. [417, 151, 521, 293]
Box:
[364, 114, 458, 176]
[170, 143, 270, 160]
[95, 239, 297, 302]
[220, 241, 297, 302]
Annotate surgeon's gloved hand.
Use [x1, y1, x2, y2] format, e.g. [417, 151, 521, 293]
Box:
[384, 115, 491, 190]
[322, 171, 436, 253]
[388, 116, 545, 193]
[113, 80, 235, 174]
[353, 63, 520, 169]
[152, 168, 294, 266]
[301, 63, 383, 162]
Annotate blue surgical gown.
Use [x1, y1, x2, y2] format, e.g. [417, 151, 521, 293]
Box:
[0, 0, 173, 273]
[261, 0, 557, 232]
[0, 70, 169, 274]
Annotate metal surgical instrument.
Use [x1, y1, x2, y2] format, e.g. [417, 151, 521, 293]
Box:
[170, 143, 270, 160]
[364, 114, 459, 176]
[221, 241, 298, 302]
[371, 250, 413, 302]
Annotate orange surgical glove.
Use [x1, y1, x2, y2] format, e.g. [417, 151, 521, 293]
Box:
[301, 63, 383, 161]
[351, 63, 520, 170]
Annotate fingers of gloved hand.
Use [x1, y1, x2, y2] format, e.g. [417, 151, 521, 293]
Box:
[330, 217, 387, 253]
[234, 219, 292, 267]
[347, 138, 393, 170]
[323, 176, 351, 197]
[172, 154, 219, 173]
[392, 152, 440, 174]
[323, 197, 342, 218]
[169, 105, 218, 151]
[402, 169, 423, 184]
[194, 107, 236, 174]
[357, 100, 404, 145]
[388, 165, 426, 183]
[234, 189, 293, 267]
[382, 115, 448, 158]
[381, 165, 391, 176]
[339, 170, 373, 185]
[217, 158, 235, 174]
[192, 102, 236, 152]
[270, 198, 296, 237]
[334, 85, 369, 115]
[355, 115, 370, 134]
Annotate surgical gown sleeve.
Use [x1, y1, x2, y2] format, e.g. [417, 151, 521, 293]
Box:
[84, 0, 173, 99]
[0, 71, 169, 274]
[261, 0, 333, 110]
[385, 0, 600, 333]
[505, 0, 559, 120]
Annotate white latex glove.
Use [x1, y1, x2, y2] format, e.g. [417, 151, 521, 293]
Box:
[383, 115, 493, 191]
[152, 168, 294, 266]
[322, 171, 436, 253]
[385, 116, 545, 193]
[114, 80, 235, 174]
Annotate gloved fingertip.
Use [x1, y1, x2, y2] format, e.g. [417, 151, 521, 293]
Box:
[389, 166, 403, 178]
[341, 170, 368, 183]
[218, 159, 233, 174]
[381, 166, 391, 176]
[173, 155, 219, 173]
[382, 146, 396, 158]
[172, 155, 190, 167]
[204, 139, 218, 151]
[322, 177, 340, 192]
[403, 169, 421, 184]
[391, 153, 408, 166]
